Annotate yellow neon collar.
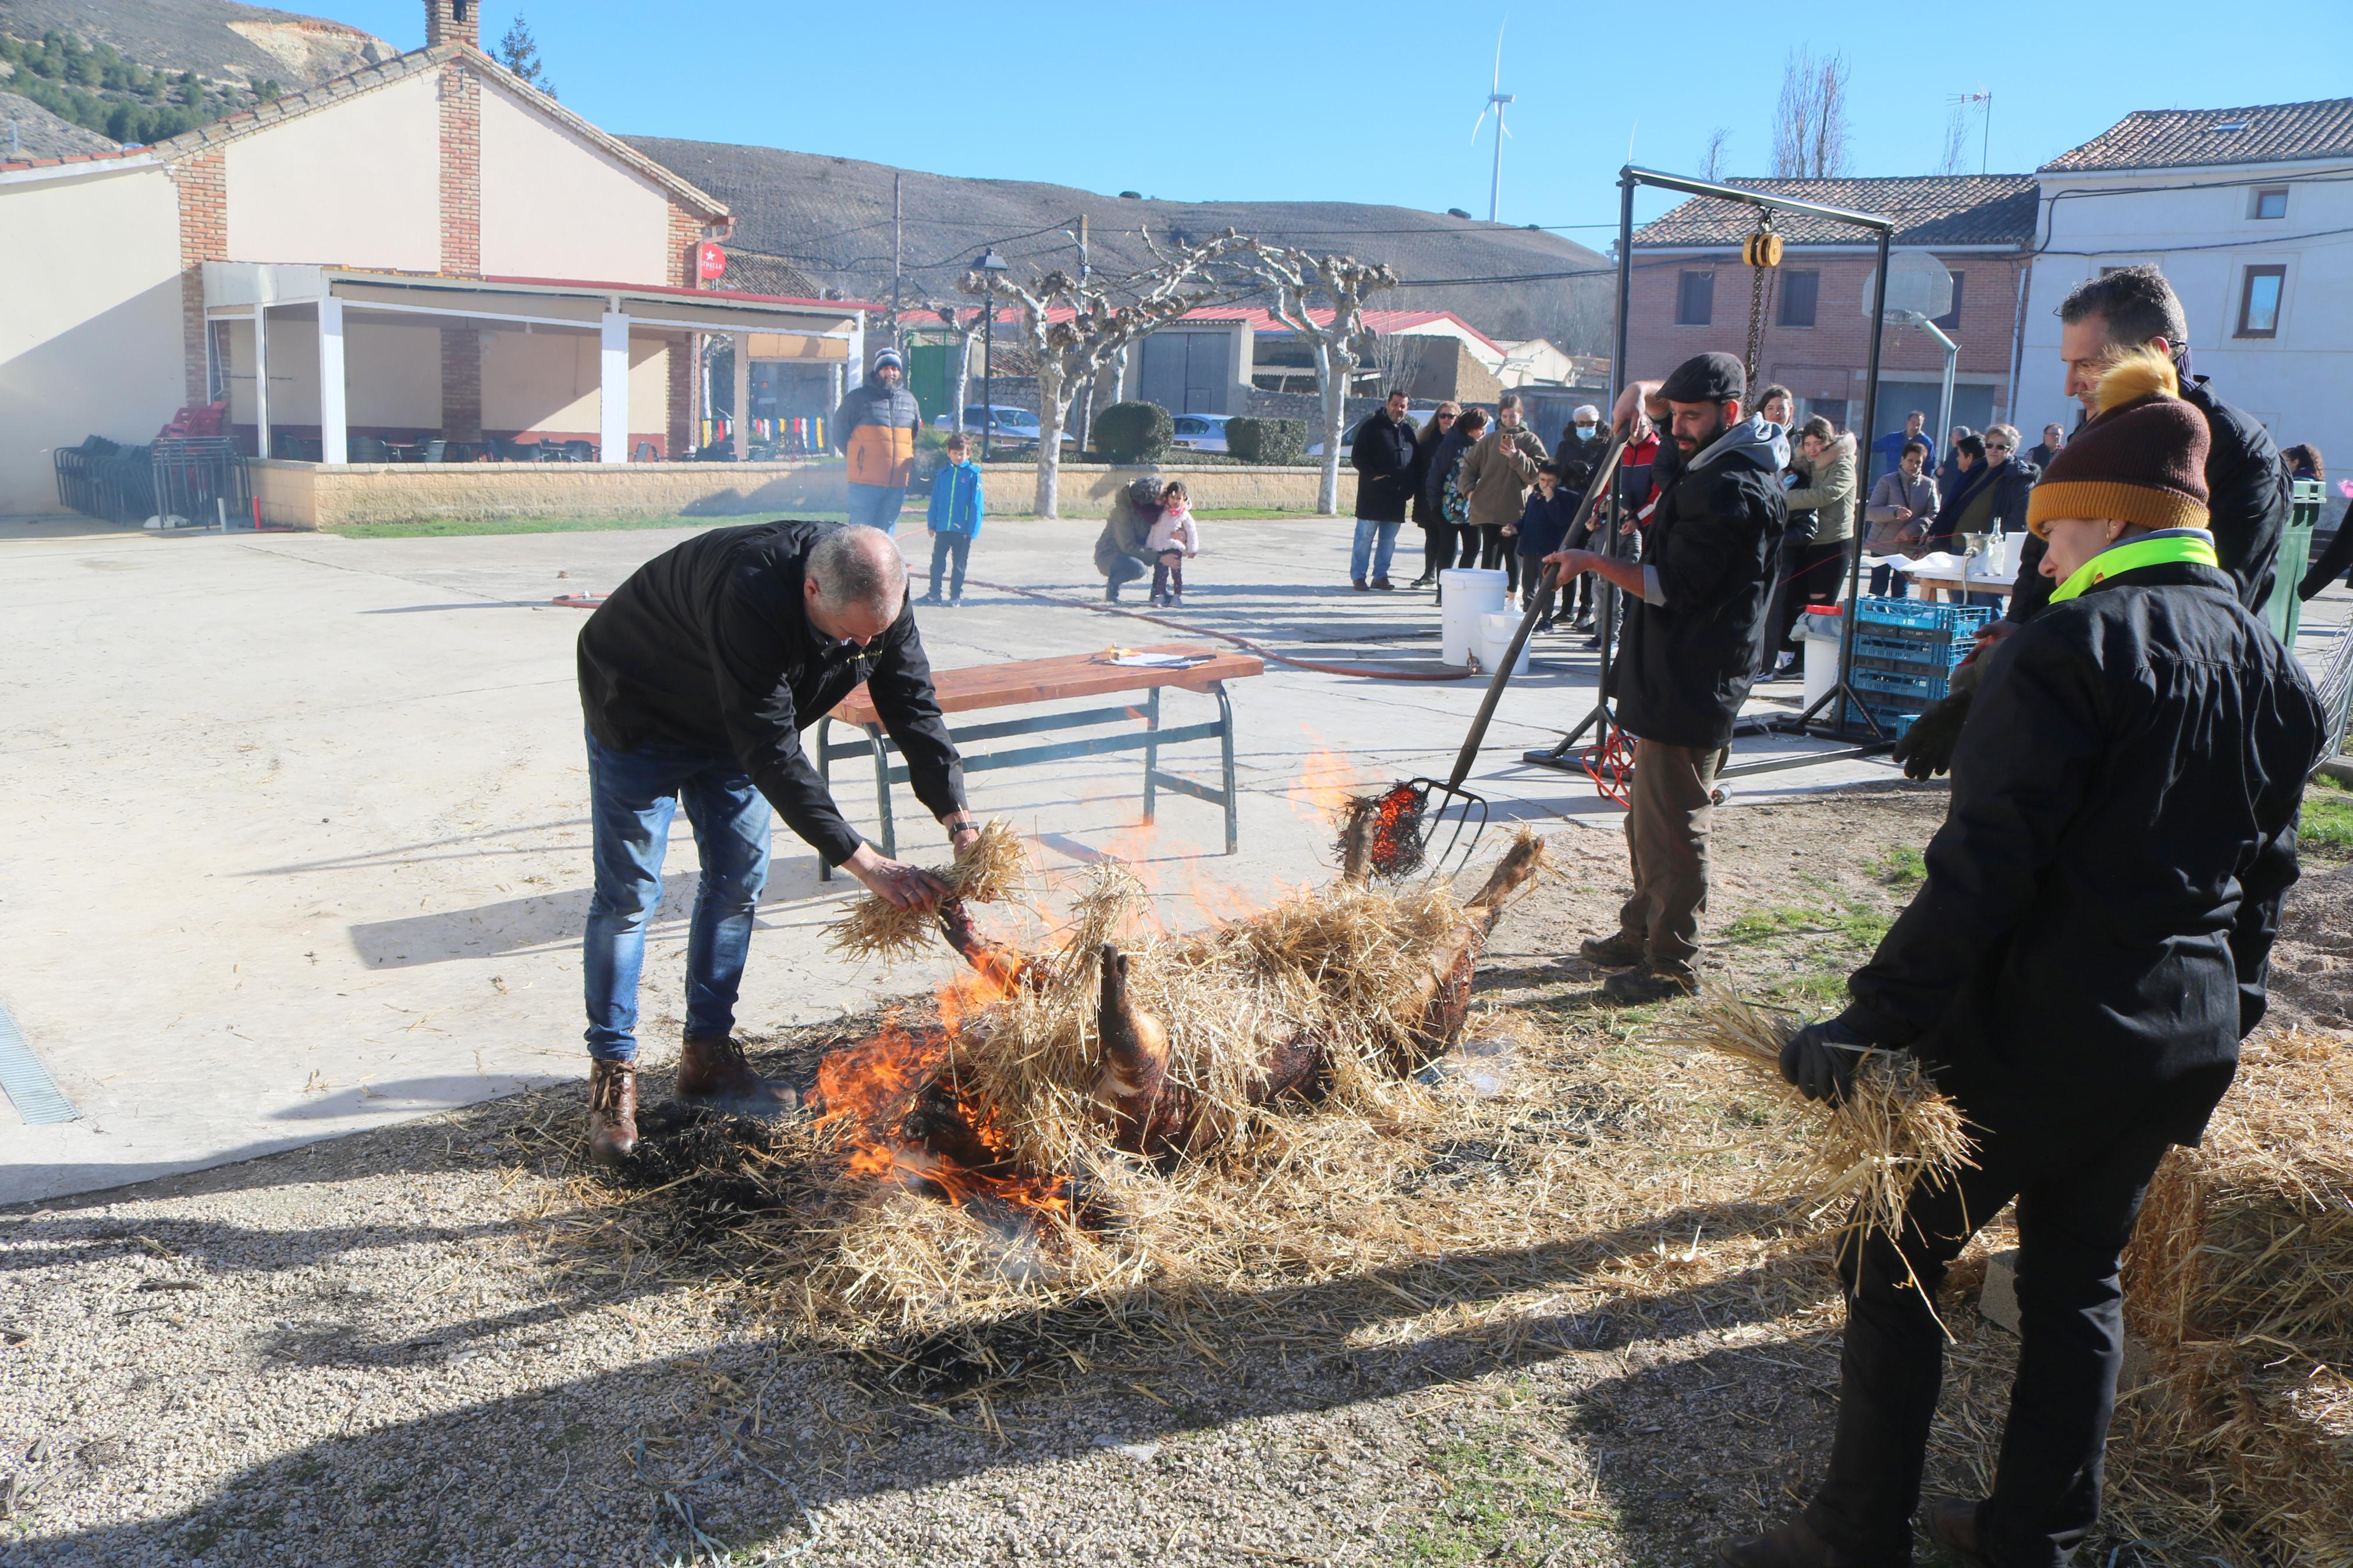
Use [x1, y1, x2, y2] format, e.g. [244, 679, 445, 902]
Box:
[2048, 533, 2219, 604]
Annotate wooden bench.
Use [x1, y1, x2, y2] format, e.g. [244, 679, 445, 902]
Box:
[816, 642, 1266, 878]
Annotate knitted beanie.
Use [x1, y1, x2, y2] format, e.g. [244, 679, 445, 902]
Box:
[2025, 349, 2210, 537]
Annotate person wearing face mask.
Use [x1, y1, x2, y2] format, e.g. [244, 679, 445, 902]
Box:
[1553, 404, 1610, 627]
[1720, 347, 2322, 1568]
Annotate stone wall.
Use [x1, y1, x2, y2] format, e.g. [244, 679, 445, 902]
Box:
[250, 456, 1354, 528]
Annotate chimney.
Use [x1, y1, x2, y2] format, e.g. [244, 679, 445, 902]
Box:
[424, 0, 479, 49]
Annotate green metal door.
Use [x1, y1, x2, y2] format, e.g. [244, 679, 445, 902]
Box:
[907, 344, 952, 426]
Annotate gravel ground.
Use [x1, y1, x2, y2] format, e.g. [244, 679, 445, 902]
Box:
[4, 786, 2347, 1567]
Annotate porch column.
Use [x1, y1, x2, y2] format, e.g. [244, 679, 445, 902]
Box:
[731, 332, 750, 460]
[317, 296, 348, 464]
[598, 311, 629, 462]
[253, 306, 272, 460]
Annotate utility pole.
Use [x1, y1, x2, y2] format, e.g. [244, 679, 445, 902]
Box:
[1071, 214, 1093, 453]
[890, 171, 903, 317]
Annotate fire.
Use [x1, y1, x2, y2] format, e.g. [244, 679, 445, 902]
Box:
[1286, 733, 1360, 819]
[1368, 781, 1429, 877]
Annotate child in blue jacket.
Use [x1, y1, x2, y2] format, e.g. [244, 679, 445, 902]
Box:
[1514, 463, 1571, 630]
[920, 432, 984, 606]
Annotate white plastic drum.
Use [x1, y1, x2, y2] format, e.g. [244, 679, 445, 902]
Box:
[1439, 568, 1509, 666]
[1477, 611, 1531, 676]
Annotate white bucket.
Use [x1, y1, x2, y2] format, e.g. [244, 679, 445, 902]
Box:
[1477, 611, 1531, 676]
[1800, 609, 1842, 711]
[1439, 568, 1509, 665]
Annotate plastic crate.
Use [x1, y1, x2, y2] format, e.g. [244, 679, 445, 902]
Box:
[1852, 666, 1952, 705]
[1855, 595, 1993, 635]
[1844, 700, 1922, 741]
[1854, 631, 1971, 671]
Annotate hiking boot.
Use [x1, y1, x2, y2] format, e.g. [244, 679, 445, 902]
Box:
[586, 1060, 638, 1167]
[1372, 577, 1397, 591]
[1923, 1499, 1989, 1566]
[676, 1034, 798, 1119]
[1603, 966, 1698, 1005]
[1353, 579, 1370, 592]
[1577, 931, 1647, 968]
[1716, 1519, 1908, 1568]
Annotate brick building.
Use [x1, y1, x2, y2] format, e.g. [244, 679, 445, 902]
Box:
[1625, 175, 2038, 467]
[0, 0, 870, 517]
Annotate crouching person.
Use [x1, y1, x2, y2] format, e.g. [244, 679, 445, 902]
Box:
[574, 522, 979, 1164]
[1720, 351, 2324, 1568]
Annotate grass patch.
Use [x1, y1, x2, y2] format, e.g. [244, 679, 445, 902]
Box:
[1401, 1432, 1615, 1564]
[1867, 845, 1926, 886]
[1721, 899, 1892, 950]
[2303, 775, 2353, 856]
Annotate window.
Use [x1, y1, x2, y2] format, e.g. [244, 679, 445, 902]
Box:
[2251, 187, 2288, 220]
[2237, 265, 2285, 337]
[1777, 270, 1820, 328]
[1932, 271, 1965, 331]
[1676, 269, 1715, 326]
[1805, 397, 1848, 430]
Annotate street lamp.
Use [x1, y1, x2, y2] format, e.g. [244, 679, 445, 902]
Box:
[977, 249, 1009, 461]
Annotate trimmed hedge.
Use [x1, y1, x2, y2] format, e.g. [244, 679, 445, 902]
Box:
[1225, 417, 1307, 465]
[1094, 401, 1173, 464]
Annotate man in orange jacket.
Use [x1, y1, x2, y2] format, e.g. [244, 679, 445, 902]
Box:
[833, 347, 923, 534]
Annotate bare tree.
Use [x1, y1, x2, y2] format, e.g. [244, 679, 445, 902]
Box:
[1935, 106, 1970, 177]
[1230, 241, 1400, 514]
[960, 230, 1253, 518]
[1700, 126, 1732, 181]
[1770, 49, 1852, 179]
[1365, 329, 1423, 400]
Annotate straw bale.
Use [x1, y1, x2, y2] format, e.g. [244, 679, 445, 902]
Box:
[825, 819, 1032, 962]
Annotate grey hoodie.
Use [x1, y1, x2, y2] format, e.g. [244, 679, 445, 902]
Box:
[1639, 415, 1790, 605]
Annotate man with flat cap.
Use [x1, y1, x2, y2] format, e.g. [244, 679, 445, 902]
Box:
[1545, 351, 1788, 1002]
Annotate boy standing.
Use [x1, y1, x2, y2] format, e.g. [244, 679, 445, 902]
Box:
[921, 432, 984, 607]
[1514, 462, 1571, 631]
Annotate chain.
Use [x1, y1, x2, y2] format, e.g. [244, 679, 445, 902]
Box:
[1744, 214, 1776, 394]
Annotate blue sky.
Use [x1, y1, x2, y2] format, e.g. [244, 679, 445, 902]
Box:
[333, 1, 2352, 240]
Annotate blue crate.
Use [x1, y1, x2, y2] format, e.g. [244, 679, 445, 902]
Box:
[1855, 595, 1993, 635]
[1852, 666, 1953, 705]
[1844, 700, 1922, 741]
[1854, 631, 1970, 671]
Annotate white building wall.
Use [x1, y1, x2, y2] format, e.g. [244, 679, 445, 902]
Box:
[0, 163, 186, 517]
[477, 88, 671, 285]
[2021, 160, 2352, 525]
[224, 72, 441, 272]
[481, 328, 670, 440]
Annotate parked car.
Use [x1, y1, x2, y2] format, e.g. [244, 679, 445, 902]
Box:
[1169, 414, 1233, 454]
[1304, 406, 1446, 458]
[932, 406, 1073, 445]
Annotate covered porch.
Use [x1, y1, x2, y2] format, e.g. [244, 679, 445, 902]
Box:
[201, 263, 865, 466]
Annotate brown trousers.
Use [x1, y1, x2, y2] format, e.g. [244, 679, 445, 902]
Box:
[1616, 738, 1727, 975]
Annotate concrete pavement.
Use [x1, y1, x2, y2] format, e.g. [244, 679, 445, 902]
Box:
[0, 510, 2178, 1203]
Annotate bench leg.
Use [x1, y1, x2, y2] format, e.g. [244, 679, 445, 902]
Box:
[1216, 681, 1238, 856]
[1142, 686, 1160, 826]
[867, 723, 897, 859]
[818, 716, 835, 883]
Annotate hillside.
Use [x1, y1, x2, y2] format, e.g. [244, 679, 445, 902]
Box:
[0, 0, 391, 149]
[624, 136, 1614, 351]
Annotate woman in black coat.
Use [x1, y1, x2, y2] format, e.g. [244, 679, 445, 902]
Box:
[1418, 408, 1475, 589]
[1408, 402, 1460, 586]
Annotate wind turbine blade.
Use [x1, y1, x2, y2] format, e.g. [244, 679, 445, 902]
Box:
[1471, 106, 1491, 143]
[1492, 20, 1507, 91]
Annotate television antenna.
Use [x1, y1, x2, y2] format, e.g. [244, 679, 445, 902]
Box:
[1948, 86, 1993, 175]
[1470, 22, 1514, 222]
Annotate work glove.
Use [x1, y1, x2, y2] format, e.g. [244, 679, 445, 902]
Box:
[1889, 688, 1972, 780]
[1780, 1018, 1872, 1105]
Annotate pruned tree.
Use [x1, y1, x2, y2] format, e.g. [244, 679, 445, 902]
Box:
[960, 229, 1254, 518]
[1771, 49, 1851, 179]
[1230, 241, 1400, 514]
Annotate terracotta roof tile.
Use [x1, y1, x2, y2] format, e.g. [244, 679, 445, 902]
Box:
[2040, 98, 2353, 173]
[1633, 175, 2038, 248]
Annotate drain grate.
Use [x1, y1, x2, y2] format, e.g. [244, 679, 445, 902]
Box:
[0, 1002, 79, 1125]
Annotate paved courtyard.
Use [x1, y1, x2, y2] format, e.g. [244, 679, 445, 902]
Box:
[4, 510, 2339, 1203]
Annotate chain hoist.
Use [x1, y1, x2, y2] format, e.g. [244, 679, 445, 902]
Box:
[1740, 212, 1783, 395]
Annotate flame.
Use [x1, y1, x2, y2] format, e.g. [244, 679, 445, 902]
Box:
[1286, 731, 1360, 819]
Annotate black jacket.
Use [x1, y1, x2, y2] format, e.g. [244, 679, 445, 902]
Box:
[1410, 419, 1451, 524]
[1613, 426, 1787, 749]
[576, 521, 966, 866]
[2008, 377, 2287, 623]
[1556, 432, 1610, 506]
[1421, 426, 1474, 522]
[1841, 556, 2323, 1161]
[1929, 456, 2038, 548]
[1351, 410, 1420, 522]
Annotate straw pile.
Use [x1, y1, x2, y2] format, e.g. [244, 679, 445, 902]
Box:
[1673, 981, 1976, 1240]
[2113, 1028, 2353, 1563]
[825, 819, 1031, 962]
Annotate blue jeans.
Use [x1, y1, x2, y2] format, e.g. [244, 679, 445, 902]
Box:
[582, 730, 771, 1064]
[1868, 563, 1909, 598]
[846, 483, 907, 533]
[1350, 518, 1400, 582]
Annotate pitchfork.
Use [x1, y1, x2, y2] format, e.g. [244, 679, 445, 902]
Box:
[1363, 432, 1633, 882]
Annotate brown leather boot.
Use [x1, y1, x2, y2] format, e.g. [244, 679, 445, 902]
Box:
[1923, 1498, 1989, 1566]
[676, 1034, 798, 1119]
[1716, 1518, 1909, 1568]
[586, 1061, 638, 1166]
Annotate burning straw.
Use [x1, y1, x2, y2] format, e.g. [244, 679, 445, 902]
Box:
[825, 819, 1031, 963]
[1673, 980, 1976, 1241]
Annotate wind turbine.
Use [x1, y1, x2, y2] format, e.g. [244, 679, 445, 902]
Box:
[1470, 22, 1513, 223]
